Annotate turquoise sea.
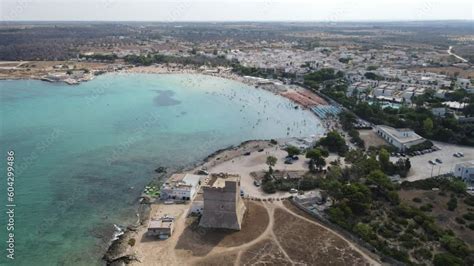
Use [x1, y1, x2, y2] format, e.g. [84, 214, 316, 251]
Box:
[0, 73, 324, 265]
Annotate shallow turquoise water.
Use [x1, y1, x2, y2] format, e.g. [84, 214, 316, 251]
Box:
[0, 73, 323, 265]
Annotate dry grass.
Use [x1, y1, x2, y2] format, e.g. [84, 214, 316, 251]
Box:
[273, 208, 368, 265]
[175, 201, 269, 256]
[240, 238, 292, 265]
[192, 251, 239, 266]
[410, 66, 474, 79]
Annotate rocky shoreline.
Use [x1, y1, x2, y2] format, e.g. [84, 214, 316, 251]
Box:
[102, 139, 276, 265]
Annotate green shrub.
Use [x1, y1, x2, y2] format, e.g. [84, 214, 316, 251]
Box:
[463, 212, 474, 221]
[455, 217, 466, 224]
[413, 197, 422, 203]
[420, 204, 433, 212]
[433, 253, 463, 266]
[447, 197, 458, 211]
[262, 180, 276, 194]
[413, 248, 432, 261]
[439, 235, 470, 257]
[354, 223, 376, 242]
[465, 196, 474, 207]
[128, 238, 136, 247]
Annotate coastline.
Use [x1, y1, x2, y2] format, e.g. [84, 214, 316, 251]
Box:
[102, 138, 277, 264]
[1, 65, 333, 265]
[0, 63, 282, 93]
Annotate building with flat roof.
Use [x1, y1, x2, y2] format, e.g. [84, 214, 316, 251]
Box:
[199, 173, 246, 230]
[454, 161, 474, 183]
[147, 215, 175, 239]
[160, 173, 203, 201]
[376, 125, 425, 151]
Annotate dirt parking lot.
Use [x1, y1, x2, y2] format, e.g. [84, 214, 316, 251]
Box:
[358, 129, 388, 148]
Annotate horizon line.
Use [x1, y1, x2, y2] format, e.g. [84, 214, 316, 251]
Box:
[1, 19, 473, 23]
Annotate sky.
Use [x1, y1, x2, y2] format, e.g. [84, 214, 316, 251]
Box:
[0, 0, 473, 22]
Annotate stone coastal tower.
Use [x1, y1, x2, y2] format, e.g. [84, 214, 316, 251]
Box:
[199, 173, 246, 230]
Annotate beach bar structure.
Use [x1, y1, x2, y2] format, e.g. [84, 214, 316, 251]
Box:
[160, 173, 203, 201]
[199, 173, 246, 230]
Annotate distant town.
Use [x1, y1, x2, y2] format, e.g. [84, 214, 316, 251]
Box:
[1, 21, 473, 265]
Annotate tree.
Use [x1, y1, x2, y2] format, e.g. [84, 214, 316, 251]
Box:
[404, 158, 411, 171]
[345, 149, 365, 164]
[326, 165, 342, 180]
[423, 118, 434, 136]
[262, 180, 276, 194]
[449, 179, 467, 194]
[266, 156, 277, 174]
[319, 131, 348, 155]
[463, 103, 474, 117]
[367, 170, 394, 191]
[379, 148, 390, 169]
[439, 235, 470, 257]
[354, 223, 376, 242]
[285, 146, 300, 157]
[306, 148, 327, 172]
[341, 183, 372, 214]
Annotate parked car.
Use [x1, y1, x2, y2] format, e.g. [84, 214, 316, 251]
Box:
[258, 148, 264, 152]
[458, 152, 464, 157]
[435, 158, 443, 164]
[253, 180, 261, 187]
[243, 152, 251, 156]
[429, 160, 437, 165]
[289, 188, 298, 194]
[454, 153, 460, 158]
[284, 158, 293, 164]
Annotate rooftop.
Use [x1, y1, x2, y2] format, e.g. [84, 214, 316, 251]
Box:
[377, 125, 424, 144]
[162, 173, 202, 190]
[206, 173, 240, 188]
[457, 161, 474, 168]
[148, 216, 175, 229]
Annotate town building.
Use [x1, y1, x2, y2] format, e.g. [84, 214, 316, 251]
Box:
[199, 173, 246, 230]
[147, 215, 175, 239]
[454, 161, 474, 183]
[375, 125, 425, 151]
[160, 173, 203, 201]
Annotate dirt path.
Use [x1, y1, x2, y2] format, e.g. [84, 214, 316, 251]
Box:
[134, 200, 381, 265]
[277, 201, 381, 265]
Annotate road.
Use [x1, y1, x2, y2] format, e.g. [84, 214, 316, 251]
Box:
[447, 46, 468, 63]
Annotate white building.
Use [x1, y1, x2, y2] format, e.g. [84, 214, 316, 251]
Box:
[376, 125, 425, 151]
[160, 173, 203, 201]
[454, 162, 474, 183]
